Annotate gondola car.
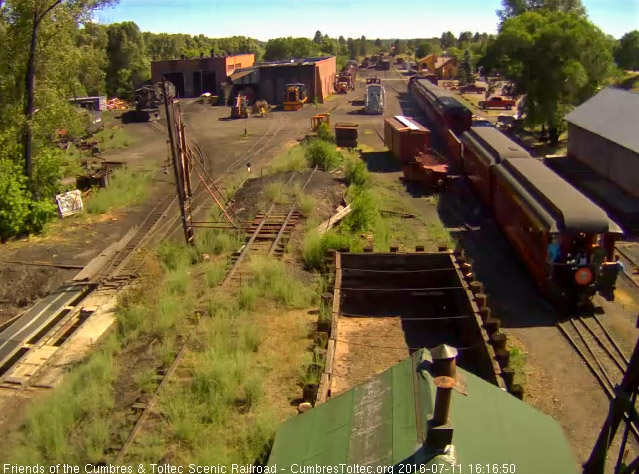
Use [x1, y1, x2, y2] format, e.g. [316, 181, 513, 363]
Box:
[461, 128, 623, 309]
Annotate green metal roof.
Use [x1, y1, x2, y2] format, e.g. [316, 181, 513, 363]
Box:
[268, 349, 578, 473]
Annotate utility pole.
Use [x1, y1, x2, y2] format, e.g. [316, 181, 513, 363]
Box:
[583, 338, 639, 473]
[162, 80, 194, 246]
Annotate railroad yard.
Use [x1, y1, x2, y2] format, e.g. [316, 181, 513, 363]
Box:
[0, 36, 638, 473]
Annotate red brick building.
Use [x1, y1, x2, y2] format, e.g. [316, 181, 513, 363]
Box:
[150, 53, 255, 98]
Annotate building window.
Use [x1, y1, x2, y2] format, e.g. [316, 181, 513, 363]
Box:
[235, 63, 241, 68]
[227, 65, 234, 72]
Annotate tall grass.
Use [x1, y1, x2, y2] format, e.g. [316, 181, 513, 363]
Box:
[85, 167, 154, 214]
[194, 229, 242, 257]
[305, 139, 342, 170]
[246, 256, 317, 308]
[344, 155, 371, 188]
[316, 122, 335, 143]
[270, 146, 308, 173]
[343, 187, 379, 233]
[302, 230, 361, 270]
[2, 336, 118, 464]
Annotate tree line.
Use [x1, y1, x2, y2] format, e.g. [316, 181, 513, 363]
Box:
[1, 0, 638, 240]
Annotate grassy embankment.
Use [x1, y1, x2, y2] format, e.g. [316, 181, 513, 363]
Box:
[267, 124, 453, 270]
[1, 223, 319, 466]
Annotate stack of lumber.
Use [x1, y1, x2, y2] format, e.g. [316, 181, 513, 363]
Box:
[107, 98, 129, 110]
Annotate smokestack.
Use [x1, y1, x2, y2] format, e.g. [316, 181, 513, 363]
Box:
[430, 344, 457, 378]
[425, 345, 457, 451]
[431, 376, 455, 426]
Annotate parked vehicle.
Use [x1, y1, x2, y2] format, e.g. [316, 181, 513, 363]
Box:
[284, 84, 307, 111]
[459, 83, 487, 94]
[365, 84, 385, 115]
[471, 116, 494, 127]
[479, 96, 516, 110]
[69, 96, 106, 134]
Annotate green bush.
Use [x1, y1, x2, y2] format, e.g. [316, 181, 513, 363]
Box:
[302, 230, 360, 270]
[344, 155, 370, 188]
[316, 122, 335, 143]
[156, 240, 197, 271]
[305, 139, 342, 171]
[0, 158, 33, 240]
[343, 188, 379, 233]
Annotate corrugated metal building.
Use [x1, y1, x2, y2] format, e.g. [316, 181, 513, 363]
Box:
[150, 53, 255, 98]
[230, 57, 336, 105]
[268, 348, 578, 472]
[565, 87, 639, 198]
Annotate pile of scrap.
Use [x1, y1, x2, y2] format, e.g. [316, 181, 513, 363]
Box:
[107, 98, 129, 110]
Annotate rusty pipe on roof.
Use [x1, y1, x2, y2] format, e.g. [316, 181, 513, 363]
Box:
[431, 376, 455, 426]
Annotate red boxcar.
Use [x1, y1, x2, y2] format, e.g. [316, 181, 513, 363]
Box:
[384, 116, 431, 163]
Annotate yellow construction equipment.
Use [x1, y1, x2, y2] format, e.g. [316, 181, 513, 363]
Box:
[284, 83, 307, 111]
[311, 113, 330, 131]
[231, 94, 249, 119]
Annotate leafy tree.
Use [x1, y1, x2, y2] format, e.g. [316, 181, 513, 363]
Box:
[459, 49, 475, 85]
[393, 39, 405, 55]
[359, 35, 367, 56]
[497, 0, 586, 23]
[615, 30, 639, 70]
[7, 0, 117, 188]
[313, 30, 322, 44]
[458, 31, 473, 46]
[105, 22, 150, 98]
[440, 31, 456, 49]
[416, 41, 441, 58]
[374, 38, 382, 47]
[338, 35, 345, 45]
[263, 37, 321, 61]
[483, 11, 614, 143]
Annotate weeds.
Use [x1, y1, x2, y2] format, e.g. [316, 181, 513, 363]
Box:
[2, 336, 118, 464]
[194, 229, 242, 257]
[301, 230, 361, 270]
[85, 166, 154, 214]
[204, 261, 227, 288]
[316, 122, 335, 143]
[343, 187, 379, 233]
[305, 139, 342, 170]
[270, 146, 308, 173]
[344, 155, 370, 188]
[246, 256, 317, 308]
[297, 193, 316, 217]
[265, 180, 293, 204]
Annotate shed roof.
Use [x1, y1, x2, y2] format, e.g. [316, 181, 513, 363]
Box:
[268, 349, 578, 472]
[500, 158, 623, 234]
[462, 127, 531, 164]
[565, 87, 639, 154]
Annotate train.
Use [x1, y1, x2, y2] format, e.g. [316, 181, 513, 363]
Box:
[408, 76, 623, 310]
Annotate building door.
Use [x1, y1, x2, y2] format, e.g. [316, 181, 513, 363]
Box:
[202, 71, 216, 94]
[193, 71, 202, 96]
[163, 73, 185, 98]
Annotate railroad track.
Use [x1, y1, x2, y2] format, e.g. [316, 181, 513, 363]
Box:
[557, 315, 638, 439]
[113, 166, 317, 463]
[616, 243, 639, 289]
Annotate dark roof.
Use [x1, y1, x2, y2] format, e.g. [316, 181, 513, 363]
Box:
[462, 127, 530, 164]
[255, 57, 333, 67]
[414, 79, 469, 113]
[499, 158, 623, 234]
[268, 349, 578, 472]
[565, 87, 639, 154]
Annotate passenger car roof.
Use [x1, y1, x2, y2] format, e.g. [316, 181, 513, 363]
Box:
[462, 127, 530, 163]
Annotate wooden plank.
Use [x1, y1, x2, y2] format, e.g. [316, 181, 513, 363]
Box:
[317, 205, 352, 235]
[325, 339, 336, 375]
[316, 373, 330, 405]
[73, 226, 138, 281]
[330, 253, 342, 340]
